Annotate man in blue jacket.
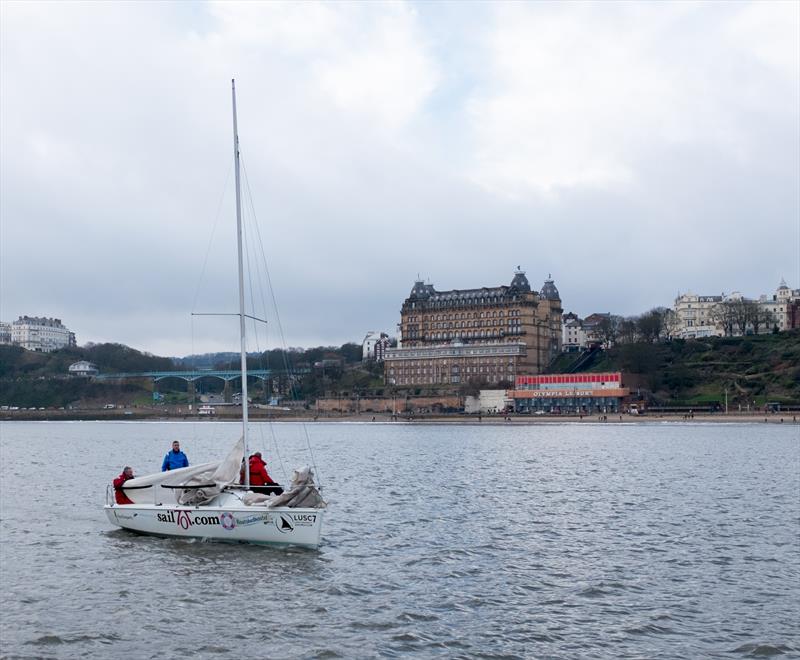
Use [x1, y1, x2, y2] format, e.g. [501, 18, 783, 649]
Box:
[162, 441, 189, 471]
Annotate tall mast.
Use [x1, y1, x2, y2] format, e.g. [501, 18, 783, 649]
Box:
[232, 79, 250, 486]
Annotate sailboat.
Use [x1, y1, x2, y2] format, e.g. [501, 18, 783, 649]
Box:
[104, 81, 326, 548]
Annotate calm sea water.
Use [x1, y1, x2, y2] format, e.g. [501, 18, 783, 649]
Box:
[0, 420, 798, 659]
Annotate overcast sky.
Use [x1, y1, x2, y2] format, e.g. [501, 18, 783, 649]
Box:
[2, 1, 798, 356]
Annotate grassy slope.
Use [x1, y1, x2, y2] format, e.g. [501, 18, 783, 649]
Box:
[588, 330, 800, 406]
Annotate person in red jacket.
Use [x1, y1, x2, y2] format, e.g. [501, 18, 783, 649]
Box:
[113, 466, 135, 505]
[248, 452, 284, 496]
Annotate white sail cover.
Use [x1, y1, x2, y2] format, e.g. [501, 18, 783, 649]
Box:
[122, 462, 218, 505]
[267, 466, 326, 509]
[177, 437, 245, 505]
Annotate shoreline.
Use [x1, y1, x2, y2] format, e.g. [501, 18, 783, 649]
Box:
[2, 411, 798, 425]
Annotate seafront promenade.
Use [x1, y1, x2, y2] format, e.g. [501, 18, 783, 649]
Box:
[2, 407, 797, 424]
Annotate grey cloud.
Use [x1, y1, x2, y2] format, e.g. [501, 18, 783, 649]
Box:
[2, 2, 797, 356]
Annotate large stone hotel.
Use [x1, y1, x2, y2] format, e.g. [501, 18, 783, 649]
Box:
[385, 270, 562, 387]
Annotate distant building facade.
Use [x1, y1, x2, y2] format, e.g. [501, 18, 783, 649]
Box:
[673, 281, 800, 338]
[385, 270, 562, 386]
[761, 279, 800, 332]
[510, 372, 629, 414]
[673, 293, 725, 339]
[789, 300, 800, 330]
[11, 316, 76, 352]
[362, 331, 391, 362]
[385, 341, 527, 386]
[561, 312, 586, 351]
[580, 313, 612, 345]
[0, 321, 11, 345]
[464, 389, 512, 414]
[561, 312, 625, 350]
[68, 360, 98, 376]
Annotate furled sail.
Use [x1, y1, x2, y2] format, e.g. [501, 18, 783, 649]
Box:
[268, 466, 325, 509]
[177, 437, 245, 505]
[121, 462, 218, 505]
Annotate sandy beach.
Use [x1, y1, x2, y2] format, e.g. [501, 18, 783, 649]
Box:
[3, 409, 798, 425]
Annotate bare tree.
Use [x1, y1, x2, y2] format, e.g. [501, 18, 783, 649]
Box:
[711, 301, 737, 337]
[637, 307, 667, 343]
[618, 317, 638, 344]
[596, 315, 622, 348]
[751, 306, 776, 335]
[662, 308, 681, 339]
[732, 299, 756, 336]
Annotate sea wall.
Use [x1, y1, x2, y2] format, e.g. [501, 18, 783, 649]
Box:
[314, 395, 463, 414]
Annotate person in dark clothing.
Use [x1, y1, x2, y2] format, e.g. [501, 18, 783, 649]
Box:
[113, 466, 135, 505]
[162, 441, 189, 471]
[247, 452, 284, 496]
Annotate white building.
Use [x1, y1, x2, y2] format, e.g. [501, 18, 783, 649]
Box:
[561, 312, 587, 351]
[674, 282, 800, 338]
[0, 321, 11, 345]
[673, 293, 724, 338]
[760, 279, 800, 332]
[362, 331, 391, 362]
[464, 389, 512, 414]
[11, 316, 76, 352]
[68, 360, 98, 376]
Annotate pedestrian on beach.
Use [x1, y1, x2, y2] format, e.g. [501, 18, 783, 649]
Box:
[113, 466, 135, 504]
[162, 440, 189, 471]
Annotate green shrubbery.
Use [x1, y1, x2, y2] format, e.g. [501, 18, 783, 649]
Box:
[590, 330, 800, 406]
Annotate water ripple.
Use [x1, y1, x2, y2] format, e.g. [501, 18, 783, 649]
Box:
[1, 421, 799, 659]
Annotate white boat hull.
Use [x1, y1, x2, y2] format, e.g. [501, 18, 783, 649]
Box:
[105, 499, 324, 548]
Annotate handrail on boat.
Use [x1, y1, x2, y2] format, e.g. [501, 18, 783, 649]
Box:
[160, 483, 217, 489]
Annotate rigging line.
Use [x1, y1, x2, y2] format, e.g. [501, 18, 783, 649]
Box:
[267, 416, 289, 483]
[239, 189, 265, 453]
[242, 189, 257, 353]
[240, 158, 312, 485]
[192, 312, 268, 323]
[239, 159, 270, 463]
[238, 168, 268, 370]
[242, 215, 323, 490]
[191, 157, 234, 314]
[242, 185, 270, 427]
[242, 174, 269, 440]
[241, 159, 289, 482]
[241, 158, 272, 355]
[241, 158, 293, 373]
[190, 314, 197, 442]
[239, 165, 266, 363]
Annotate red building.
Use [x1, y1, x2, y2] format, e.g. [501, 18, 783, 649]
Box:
[510, 372, 629, 414]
